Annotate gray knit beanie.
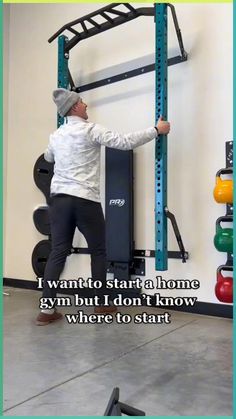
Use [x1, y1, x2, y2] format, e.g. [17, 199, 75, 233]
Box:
[53, 88, 82, 117]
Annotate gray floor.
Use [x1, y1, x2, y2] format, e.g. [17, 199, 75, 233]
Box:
[3, 287, 232, 416]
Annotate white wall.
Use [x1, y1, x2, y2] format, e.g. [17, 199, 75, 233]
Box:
[4, 3, 233, 304]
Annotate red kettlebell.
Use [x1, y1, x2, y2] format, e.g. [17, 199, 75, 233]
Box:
[215, 265, 233, 303]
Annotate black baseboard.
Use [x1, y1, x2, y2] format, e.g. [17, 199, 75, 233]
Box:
[4, 277, 40, 290]
[3, 277, 233, 319]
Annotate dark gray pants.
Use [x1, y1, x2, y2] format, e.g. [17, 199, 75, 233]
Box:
[42, 194, 107, 304]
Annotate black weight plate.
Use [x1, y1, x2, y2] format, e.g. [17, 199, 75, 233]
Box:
[32, 240, 52, 277]
[33, 206, 51, 236]
[33, 154, 54, 204]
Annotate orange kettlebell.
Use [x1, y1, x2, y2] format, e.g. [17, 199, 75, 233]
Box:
[213, 168, 233, 204]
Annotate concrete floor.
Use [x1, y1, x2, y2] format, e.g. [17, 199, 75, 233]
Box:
[3, 287, 232, 416]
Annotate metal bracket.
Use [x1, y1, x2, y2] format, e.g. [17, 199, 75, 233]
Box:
[134, 249, 189, 260]
[75, 55, 187, 93]
[71, 247, 188, 263]
[165, 207, 187, 263]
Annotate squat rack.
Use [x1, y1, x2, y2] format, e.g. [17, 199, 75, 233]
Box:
[49, 2, 188, 272]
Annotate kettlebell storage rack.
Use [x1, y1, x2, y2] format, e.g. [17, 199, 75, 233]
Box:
[225, 140, 233, 269]
[44, 2, 188, 275]
[213, 140, 233, 304]
[222, 141, 233, 269]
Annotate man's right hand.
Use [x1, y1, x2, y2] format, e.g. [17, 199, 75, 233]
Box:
[156, 116, 170, 135]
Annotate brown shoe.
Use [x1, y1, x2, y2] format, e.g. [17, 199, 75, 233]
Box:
[36, 310, 63, 326]
[94, 305, 117, 314]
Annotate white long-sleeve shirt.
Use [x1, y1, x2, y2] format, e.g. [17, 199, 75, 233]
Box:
[44, 116, 158, 202]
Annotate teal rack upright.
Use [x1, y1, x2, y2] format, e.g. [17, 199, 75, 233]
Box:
[57, 35, 69, 127]
[155, 3, 168, 271]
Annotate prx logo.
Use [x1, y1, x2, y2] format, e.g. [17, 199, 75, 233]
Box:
[109, 199, 125, 207]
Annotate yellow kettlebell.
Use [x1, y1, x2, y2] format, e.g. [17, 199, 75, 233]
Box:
[213, 168, 233, 204]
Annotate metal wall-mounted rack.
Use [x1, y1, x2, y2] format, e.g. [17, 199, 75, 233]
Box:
[32, 3, 188, 281]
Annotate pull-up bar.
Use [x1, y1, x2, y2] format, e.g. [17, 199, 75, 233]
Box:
[49, 3, 154, 50]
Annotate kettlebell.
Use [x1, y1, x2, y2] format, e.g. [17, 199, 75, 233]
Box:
[214, 216, 233, 253]
[215, 265, 233, 303]
[213, 168, 233, 204]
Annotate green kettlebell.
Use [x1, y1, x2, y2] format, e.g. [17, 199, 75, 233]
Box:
[214, 216, 233, 253]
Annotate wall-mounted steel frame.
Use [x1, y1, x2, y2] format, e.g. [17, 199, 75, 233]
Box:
[53, 3, 188, 271]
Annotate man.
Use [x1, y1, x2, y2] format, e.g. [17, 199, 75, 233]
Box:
[36, 88, 170, 325]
